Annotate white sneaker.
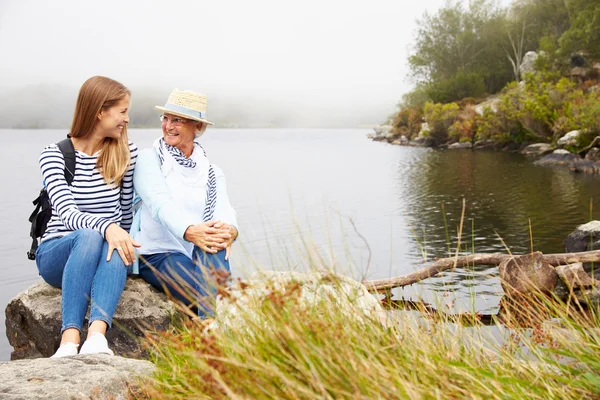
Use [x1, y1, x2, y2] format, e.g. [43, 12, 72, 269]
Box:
[51, 342, 79, 358]
[79, 332, 114, 356]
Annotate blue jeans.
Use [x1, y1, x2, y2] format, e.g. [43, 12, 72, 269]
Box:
[139, 248, 230, 317]
[36, 229, 127, 333]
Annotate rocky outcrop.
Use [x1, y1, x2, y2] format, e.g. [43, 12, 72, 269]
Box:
[557, 130, 581, 147]
[519, 51, 539, 78]
[534, 150, 581, 166]
[5, 278, 184, 360]
[214, 270, 385, 333]
[585, 148, 600, 162]
[373, 125, 393, 138]
[521, 143, 554, 156]
[564, 221, 600, 278]
[448, 142, 472, 149]
[0, 354, 153, 400]
[499, 252, 558, 295]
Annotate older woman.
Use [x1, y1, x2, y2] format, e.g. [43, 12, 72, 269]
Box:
[132, 89, 238, 316]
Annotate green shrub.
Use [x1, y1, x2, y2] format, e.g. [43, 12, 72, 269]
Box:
[423, 102, 460, 145]
[448, 105, 478, 143]
[392, 107, 424, 139]
[426, 71, 487, 104]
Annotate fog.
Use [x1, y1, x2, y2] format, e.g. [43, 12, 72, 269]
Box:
[0, 0, 451, 128]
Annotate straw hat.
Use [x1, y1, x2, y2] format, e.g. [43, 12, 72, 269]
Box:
[155, 89, 214, 125]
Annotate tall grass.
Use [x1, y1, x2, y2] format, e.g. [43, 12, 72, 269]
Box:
[136, 272, 600, 399]
[133, 202, 600, 399]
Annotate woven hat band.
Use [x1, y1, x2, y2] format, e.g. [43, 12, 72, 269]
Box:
[162, 103, 206, 119]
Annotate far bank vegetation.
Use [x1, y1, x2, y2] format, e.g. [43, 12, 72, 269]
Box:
[389, 0, 600, 151]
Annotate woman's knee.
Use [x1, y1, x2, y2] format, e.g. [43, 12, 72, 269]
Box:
[73, 229, 104, 249]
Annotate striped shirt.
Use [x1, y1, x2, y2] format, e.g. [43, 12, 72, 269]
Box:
[39, 141, 138, 242]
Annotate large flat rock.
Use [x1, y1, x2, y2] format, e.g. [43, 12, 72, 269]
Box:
[0, 354, 154, 400]
[5, 277, 183, 360]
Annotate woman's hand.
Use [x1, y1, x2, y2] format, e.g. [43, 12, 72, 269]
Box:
[184, 221, 232, 254]
[212, 221, 238, 260]
[105, 223, 141, 266]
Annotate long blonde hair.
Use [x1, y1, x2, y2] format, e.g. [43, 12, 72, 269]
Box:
[70, 76, 131, 187]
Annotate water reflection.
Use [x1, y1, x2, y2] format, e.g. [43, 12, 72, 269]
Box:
[391, 148, 600, 312]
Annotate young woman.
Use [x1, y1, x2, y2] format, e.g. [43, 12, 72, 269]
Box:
[36, 76, 139, 357]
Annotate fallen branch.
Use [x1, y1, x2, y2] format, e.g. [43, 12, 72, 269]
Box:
[578, 136, 600, 156]
[363, 249, 600, 292]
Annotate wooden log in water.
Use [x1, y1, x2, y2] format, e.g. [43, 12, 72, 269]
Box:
[363, 249, 600, 292]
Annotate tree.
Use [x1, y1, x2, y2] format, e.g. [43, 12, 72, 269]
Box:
[408, 0, 512, 98]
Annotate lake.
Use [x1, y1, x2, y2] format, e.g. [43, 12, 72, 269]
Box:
[2, 128, 600, 360]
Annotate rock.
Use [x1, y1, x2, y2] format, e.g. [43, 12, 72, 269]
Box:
[585, 148, 600, 162]
[5, 278, 183, 360]
[417, 123, 429, 138]
[557, 130, 581, 147]
[564, 221, 600, 253]
[570, 159, 600, 174]
[568, 67, 589, 81]
[499, 252, 558, 295]
[555, 263, 600, 291]
[520, 51, 539, 77]
[409, 137, 435, 147]
[373, 125, 393, 138]
[214, 270, 384, 334]
[574, 288, 600, 307]
[564, 221, 600, 277]
[0, 355, 153, 400]
[534, 151, 581, 166]
[521, 143, 554, 156]
[553, 149, 571, 155]
[474, 140, 498, 150]
[474, 96, 500, 115]
[448, 142, 472, 149]
[366, 133, 375, 139]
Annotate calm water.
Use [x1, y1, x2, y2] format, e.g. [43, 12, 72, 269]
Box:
[2, 128, 600, 360]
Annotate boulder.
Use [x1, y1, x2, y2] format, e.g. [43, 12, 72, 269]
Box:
[585, 148, 600, 162]
[521, 143, 554, 156]
[555, 263, 600, 291]
[214, 270, 384, 333]
[534, 151, 581, 166]
[519, 51, 539, 77]
[448, 142, 472, 149]
[564, 221, 600, 253]
[474, 96, 500, 115]
[499, 252, 558, 295]
[417, 122, 429, 138]
[570, 159, 600, 174]
[0, 355, 153, 400]
[5, 278, 183, 360]
[557, 130, 581, 147]
[373, 125, 393, 138]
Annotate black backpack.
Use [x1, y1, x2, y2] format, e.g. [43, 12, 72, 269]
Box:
[27, 137, 76, 260]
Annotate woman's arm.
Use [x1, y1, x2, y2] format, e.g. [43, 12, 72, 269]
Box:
[40, 145, 113, 237]
[133, 148, 200, 239]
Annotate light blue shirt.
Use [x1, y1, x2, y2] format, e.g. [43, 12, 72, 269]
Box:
[130, 148, 238, 273]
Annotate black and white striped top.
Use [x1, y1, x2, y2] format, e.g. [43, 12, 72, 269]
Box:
[39, 141, 138, 242]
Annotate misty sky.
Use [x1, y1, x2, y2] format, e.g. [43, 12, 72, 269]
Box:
[1, 0, 462, 126]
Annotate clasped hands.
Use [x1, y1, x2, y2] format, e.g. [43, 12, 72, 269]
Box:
[184, 220, 238, 260]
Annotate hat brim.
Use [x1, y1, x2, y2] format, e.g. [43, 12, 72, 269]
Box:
[155, 106, 214, 125]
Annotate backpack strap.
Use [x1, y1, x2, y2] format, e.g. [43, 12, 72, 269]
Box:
[57, 136, 76, 186]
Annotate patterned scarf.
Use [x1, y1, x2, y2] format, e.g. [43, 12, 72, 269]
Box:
[156, 138, 217, 222]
